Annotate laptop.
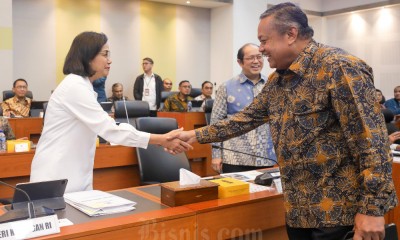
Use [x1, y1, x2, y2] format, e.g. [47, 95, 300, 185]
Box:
[189, 100, 204, 112]
[100, 102, 113, 113]
[12, 179, 68, 210]
[29, 101, 47, 117]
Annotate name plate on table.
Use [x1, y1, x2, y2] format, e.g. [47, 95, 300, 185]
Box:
[0, 215, 60, 239]
[6, 140, 31, 153]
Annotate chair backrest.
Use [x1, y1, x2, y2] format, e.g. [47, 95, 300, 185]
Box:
[135, 117, 191, 184]
[3, 90, 33, 101]
[382, 108, 394, 123]
[190, 88, 202, 98]
[160, 91, 177, 110]
[204, 99, 214, 125]
[114, 100, 150, 127]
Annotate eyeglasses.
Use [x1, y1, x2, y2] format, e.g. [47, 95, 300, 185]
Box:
[164, 83, 172, 85]
[181, 85, 191, 89]
[99, 51, 111, 60]
[15, 86, 27, 90]
[243, 55, 263, 62]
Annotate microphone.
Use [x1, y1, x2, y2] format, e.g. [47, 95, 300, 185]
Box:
[122, 97, 130, 125]
[0, 180, 39, 223]
[212, 145, 279, 166]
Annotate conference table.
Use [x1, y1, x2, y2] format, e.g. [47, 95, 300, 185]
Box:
[2, 183, 286, 239]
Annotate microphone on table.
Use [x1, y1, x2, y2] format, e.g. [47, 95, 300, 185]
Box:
[0, 180, 36, 223]
[211, 145, 280, 186]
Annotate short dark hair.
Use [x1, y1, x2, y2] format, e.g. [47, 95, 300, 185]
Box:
[112, 83, 123, 91]
[179, 80, 190, 87]
[13, 78, 28, 88]
[201, 81, 212, 89]
[63, 31, 108, 77]
[376, 89, 386, 104]
[260, 2, 314, 40]
[143, 57, 154, 64]
[237, 43, 259, 62]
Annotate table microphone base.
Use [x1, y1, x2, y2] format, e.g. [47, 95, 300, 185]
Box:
[0, 206, 55, 223]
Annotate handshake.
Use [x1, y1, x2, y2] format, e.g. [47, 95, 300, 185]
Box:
[153, 128, 198, 154]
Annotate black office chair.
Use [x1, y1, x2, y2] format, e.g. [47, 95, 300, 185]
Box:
[190, 88, 202, 98]
[160, 91, 177, 110]
[135, 117, 191, 185]
[382, 108, 399, 134]
[204, 99, 214, 125]
[3, 90, 33, 101]
[114, 100, 150, 127]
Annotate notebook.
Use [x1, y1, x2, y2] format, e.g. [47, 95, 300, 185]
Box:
[12, 179, 68, 210]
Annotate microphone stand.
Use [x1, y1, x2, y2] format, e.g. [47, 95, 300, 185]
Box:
[0, 180, 38, 223]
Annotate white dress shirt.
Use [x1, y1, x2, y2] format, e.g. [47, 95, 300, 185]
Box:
[30, 74, 150, 193]
[142, 74, 157, 110]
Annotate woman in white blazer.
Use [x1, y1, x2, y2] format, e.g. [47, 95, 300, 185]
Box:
[30, 31, 191, 193]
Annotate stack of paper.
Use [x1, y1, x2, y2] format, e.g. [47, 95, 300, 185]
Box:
[64, 190, 136, 217]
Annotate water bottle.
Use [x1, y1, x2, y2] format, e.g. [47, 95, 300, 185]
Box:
[187, 101, 192, 112]
[0, 130, 6, 153]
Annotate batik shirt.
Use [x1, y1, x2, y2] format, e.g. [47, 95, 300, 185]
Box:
[2, 96, 31, 117]
[211, 73, 276, 166]
[161, 93, 193, 112]
[195, 40, 397, 228]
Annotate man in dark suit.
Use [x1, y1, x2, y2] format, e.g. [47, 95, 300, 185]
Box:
[133, 57, 163, 117]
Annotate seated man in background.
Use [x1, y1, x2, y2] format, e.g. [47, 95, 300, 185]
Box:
[194, 81, 213, 111]
[194, 81, 213, 101]
[107, 83, 129, 103]
[161, 80, 193, 112]
[2, 78, 31, 117]
[384, 85, 400, 115]
[163, 78, 173, 92]
[0, 116, 16, 140]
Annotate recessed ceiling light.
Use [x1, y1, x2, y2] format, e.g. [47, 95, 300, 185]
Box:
[186, 0, 191, 4]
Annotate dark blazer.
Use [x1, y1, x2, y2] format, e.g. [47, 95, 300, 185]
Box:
[133, 73, 164, 109]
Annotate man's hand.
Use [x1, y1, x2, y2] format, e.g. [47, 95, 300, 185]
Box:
[353, 213, 385, 240]
[167, 130, 198, 145]
[161, 128, 193, 154]
[211, 158, 222, 173]
[389, 131, 400, 144]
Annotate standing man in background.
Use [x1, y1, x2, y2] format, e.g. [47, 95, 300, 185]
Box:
[2, 78, 31, 117]
[134, 57, 163, 117]
[211, 43, 276, 173]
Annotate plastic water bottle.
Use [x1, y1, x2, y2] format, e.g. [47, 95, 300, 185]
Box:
[187, 101, 192, 112]
[0, 130, 6, 153]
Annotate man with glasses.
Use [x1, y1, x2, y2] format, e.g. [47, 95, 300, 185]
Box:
[133, 57, 163, 117]
[2, 78, 31, 117]
[210, 43, 276, 173]
[161, 80, 193, 112]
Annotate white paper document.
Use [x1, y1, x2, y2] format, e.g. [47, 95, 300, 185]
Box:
[64, 190, 136, 217]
